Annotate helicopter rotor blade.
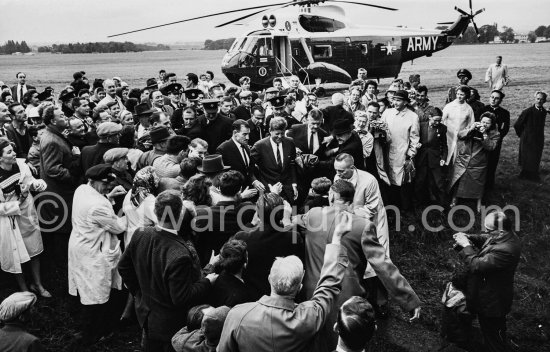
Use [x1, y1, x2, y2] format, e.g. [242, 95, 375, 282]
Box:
[454, 6, 469, 16]
[474, 8, 485, 16]
[216, 9, 268, 28]
[108, 2, 291, 37]
[327, 0, 398, 11]
[469, 0, 473, 13]
[437, 22, 454, 25]
[471, 19, 480, 38]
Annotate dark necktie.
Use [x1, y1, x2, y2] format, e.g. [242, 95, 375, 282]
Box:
[241, 145, 249, 168]
[19, 86, 23, 103]
[309, 132, 315, 153]
[276, 143, 282, 169]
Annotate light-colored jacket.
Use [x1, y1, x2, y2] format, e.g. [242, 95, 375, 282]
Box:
[68, 184, 126, 305]
[0, 160, 44, 273]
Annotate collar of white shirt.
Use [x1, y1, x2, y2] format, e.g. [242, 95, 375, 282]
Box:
[156, 224, 178, 235]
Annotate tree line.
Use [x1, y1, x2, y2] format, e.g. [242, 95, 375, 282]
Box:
[37, 41, 170, 54]
[0, 40, 32, 54]
[203, 38, 236, 50]
[449, 23, 550, 44]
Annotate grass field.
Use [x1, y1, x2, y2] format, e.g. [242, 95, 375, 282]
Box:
[1, 43, 549, 351]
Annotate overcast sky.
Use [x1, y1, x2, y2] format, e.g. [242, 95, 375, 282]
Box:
[1, 0, 548, 44]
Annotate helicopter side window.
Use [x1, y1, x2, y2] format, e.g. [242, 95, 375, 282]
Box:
[312, 45, 332, 59]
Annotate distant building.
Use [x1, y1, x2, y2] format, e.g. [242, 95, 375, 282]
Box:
[491, 36, 503, 44]
[514, 34, 529, 43]
[535, 37, 549, 43]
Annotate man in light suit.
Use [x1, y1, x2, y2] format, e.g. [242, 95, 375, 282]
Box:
[293, 179, 421, 351]
[10, 72, 36, 104]
[216, 119, 256, 188]
[333, 153, 391, 317]
[251, 116, 298, 203]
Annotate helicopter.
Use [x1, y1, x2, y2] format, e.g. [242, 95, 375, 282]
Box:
[110, 0, 485, 91]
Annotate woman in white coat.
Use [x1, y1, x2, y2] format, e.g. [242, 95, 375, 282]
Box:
[442, 85, 475, 165]
[68, 163, 127, 344]
[0, 138, 50, 297]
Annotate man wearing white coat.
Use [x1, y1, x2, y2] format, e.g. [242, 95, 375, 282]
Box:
[333, 153, 391, 316]
[68, 163, 128, 345]
[381, 90, 420, 210]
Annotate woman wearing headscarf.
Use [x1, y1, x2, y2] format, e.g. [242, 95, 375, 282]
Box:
[0, 138, 50, 297]
[122, 166, 160, 247]
[448, 112, 500, 212]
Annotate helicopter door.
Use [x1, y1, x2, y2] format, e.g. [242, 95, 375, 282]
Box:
[273, 36, 292, 74]
[345, 38, 373, 74]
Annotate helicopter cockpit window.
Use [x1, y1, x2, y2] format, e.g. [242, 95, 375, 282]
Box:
[312, 45, 332, 59]
[299, 15, 346, 32]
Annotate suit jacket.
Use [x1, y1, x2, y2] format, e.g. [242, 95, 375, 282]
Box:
[320, 105, 353, 132]
[296, 205, 421, 350]
[216, 139, 255, 186]
[192, 200, 255, 265]
[325, 132, 365, 171]
[460, 231, 521, 317]
[234, 225, 304, 300]
[198, 114, 233, 154]
[416, 123, 448, 168]
[208, 272, 254, 308]
[233, 105, 252, 120]
[118, 226, 211, 341]
[251, 136, 298, 201]
[217, 244, 347, 352]
[286, 123, 328, 157]
[80, 142, 119, 176]
[246, 119, 268, 147]
[10, 84, 36, 103]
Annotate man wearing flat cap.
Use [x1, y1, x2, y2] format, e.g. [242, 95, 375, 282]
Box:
[198, 99, 232, 154]
[103, 147, 133, 213]
[81, 121, 122, 174]
[69, 163, 128, 345]
[0, 292, 44, 351]
[134, 102, 155, 139]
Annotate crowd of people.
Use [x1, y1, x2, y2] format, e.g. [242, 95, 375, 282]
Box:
[0, 55, 544, 351]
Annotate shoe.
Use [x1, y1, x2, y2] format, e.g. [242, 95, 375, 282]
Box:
[29, 284, 52, 298]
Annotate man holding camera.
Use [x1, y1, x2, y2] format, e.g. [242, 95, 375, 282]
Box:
[453, 211, 521, 352]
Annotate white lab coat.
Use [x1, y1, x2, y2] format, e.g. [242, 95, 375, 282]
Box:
[68, 184, 126, 305]
[381, 108, 420, 186]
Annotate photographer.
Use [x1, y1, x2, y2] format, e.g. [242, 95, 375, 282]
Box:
[448, 112, 500, 212]
[453, 211, 521, 352]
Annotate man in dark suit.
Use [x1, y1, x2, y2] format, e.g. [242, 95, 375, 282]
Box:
[233, 90, 254, 120]
[197, 99, 232, 154]
[10, 72, 36, 104]
[454, 211, 521, 352]
[118, 190, 217, 352]
[324, 119, 365, 172]
[481, 90, 510, 190]
[193, 170, 255, 265]
[414, 108, 448, 206]
[176, 106, 204, 140]
[80, 122, 121, 175]
[251, 116, 298, 202]
[216, 119, 255, 187]
[294, 179, 421, 351]
[320, 92, 354, 133]
[246, 105, 269, 146]
[234, 193, 304, 300]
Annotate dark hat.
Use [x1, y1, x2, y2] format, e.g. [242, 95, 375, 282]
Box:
[332, 119, 353, 135]
[85, 163, 117, 182]
[97, 121, 122, 138]
[44, 86, 54, 93]
[59, 90, 76, 102]
[37, 90, 52, 101]
[269, 95, 286, 109]
[393, 90, 410, 102]
[456, 69, 472, 80]
[149, 126, 170, 144]
[134, 102, 155, 118]
[160, 83, 183, 96]
[197, 154, 230, 174]
[103, 147, 129, 163]
[202, 99, 219, 113]
[93, 78, 104, 90]
[73, 71, 84, 80]
[142, 84, 158, 93]
[184, 89, 203, 101]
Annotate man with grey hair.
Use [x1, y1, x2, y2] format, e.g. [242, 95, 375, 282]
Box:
[321, 92, 354, 133]
[218, 212, 352, 352]
[99, 79, 125, 112]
